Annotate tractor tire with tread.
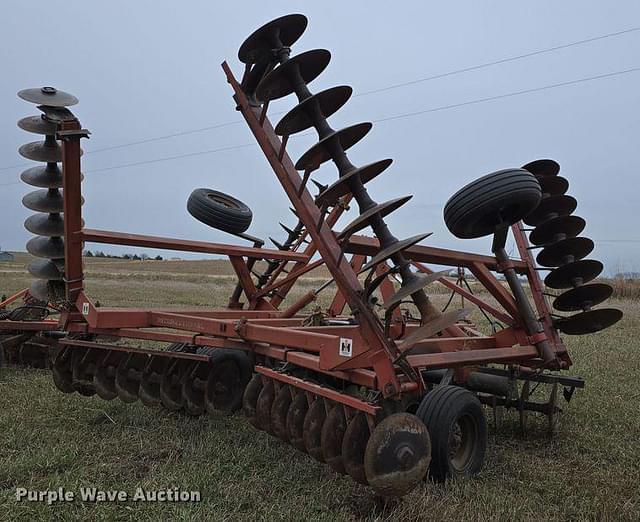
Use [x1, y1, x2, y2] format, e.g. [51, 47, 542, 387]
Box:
[187, 188, 252, 235]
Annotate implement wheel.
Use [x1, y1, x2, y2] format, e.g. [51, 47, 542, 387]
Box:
[416, 385, 487, 482]
[444, 168, 541, 239]
[204, 349, 252, 414]
[187, 188, 253, 234]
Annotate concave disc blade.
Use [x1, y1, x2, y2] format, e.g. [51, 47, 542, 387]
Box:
[256, 49, 331, 102]
[27, 259, 63, 280]
[19, 140, 62, 163]
[17, 115, 57, 135]
[18, 86, 78, 107]
[384, 270, 450, 309]
[360, 233, 432, 272]
[529, 215, 585, 246]
[302, 398, 326, 462]
[295, 122, 372, 171]
[341, 412, 370, 485]
[22, 189, 64, 213]
[316, 159, 393, 207]
[536, 237, 594, 267]
[544, 259, 603, 289]
[286, 391, 309, 453]
[24, 214, 65, 236]
[26, 236, 64, 259]
[523, 195, 577, 226]
[552, 283, 613, 312]
[270, 386, 292, 441]
[275, 86, 352, 135]
[321, 405, 347, 475]
[538, 175, 569, 197]
[20, 164, 65, 188]
[339, 196, 412, 239]
[238, 14, 308, 63]
[521, 159, 560, 178]
[555, 308, 622, 335]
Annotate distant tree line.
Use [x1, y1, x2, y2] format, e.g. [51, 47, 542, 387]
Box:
[83, 250, 163, 261]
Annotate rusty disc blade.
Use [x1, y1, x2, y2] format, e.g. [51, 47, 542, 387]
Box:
[521, 159, 560, 178]
[529, 215, 585, 246]
[538, 175, 569, 198]
[93, 353, 120, 401]
[544, 259, 603, 289]
[26, 236, 64, 259]
[115, 353, 146, 403]
[256, 49, 331, 102]
[29, 280, 49, 301]
[271, 385, 293, 441]
[18, 86, 78, 107]
[255, 379, 275, 432]
[321, 405, 347, 475]
[51, 347, 75, 393]
[242, 374, 263, 426]
[19, 140, 63, 163]
[203, 354, 244, 414]
[384, 270, 450, 309]
[27, 259, 63, 280]
[275, 86, 352, 135]
[364, 413, 431, 497]
[523, 195, 577, 226]
[553, 283, 613, 312]
[295, 122, 372, 171]
[139, 357, 165, 408]
[286, 391, 309, 452]
[238, 14, 308, 63]
[303, 398, 327, 462]
[22, 189, 63, 213]
[555, 308, 622, 335]
[316, 159, 393, 207]
[18, 115, 57, 135]
[339, 196, 413, 239]
[24, 214, 64, 237]
[361, 233, 432, 272]
[536, 237, 594, 267]
[341, 412, 370, 485]
[20, 164, 66, 189]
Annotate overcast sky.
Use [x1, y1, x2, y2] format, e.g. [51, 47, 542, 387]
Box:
[1, 1, 639, 275]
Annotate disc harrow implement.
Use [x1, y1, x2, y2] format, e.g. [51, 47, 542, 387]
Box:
[0, 13, 623, 499]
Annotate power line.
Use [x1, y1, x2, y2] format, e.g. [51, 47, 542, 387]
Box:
[1, 65, 638, 188]
[1, 24, 639, 174]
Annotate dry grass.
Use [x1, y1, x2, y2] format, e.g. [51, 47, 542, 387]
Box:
[0, 254, 638, 521]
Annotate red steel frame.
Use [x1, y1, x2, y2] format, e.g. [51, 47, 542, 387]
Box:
[0, 62, 570, 412]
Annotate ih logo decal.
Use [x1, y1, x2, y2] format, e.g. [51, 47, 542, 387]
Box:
[82, 302, 90, 316]
[339, 337, 353, 357]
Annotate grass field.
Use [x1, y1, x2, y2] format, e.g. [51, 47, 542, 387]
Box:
[0, 254, 638, 521]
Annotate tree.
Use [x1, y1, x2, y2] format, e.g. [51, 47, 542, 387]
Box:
[84, 250, 94, 257]
[154, 255, 163, 261]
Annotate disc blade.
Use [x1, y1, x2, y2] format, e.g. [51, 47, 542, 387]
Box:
[271, 386, 293, 441]
[18, 86, 78, 107]
[555, 308, 622, 335]
[256, 49, 331, 102]
[384, 270, 450, 309]
[361, 233, 432, 272]
[255, 379, 275, 433]
[317, 159, 393, 208]
[295, 122, 372, 171]
[20, 164, 65, 188]
[529, 215, 585, 246]
[24, 214, 64, 236]
[22, 189, 63, 213]
[286, 391, 309, 452]
[544, 259, 603, 289]
[26, 236, 64, 259]
[521, 159, 560, 178]
[536, 237, 594, 267]
[302, 398, 326, 462]
[364, 413, 431, 497]
[552, 283, 613, 312]
[29, 279, 50, 301]
[341, 412, 370, 485]
[399, 308, 471, 352]
[238, 14, 308, 63]
[538, 175, 569, 197]
[27, 259, 63, 280]
[523, 195, 577, 226]
[275, 86, 353, 135]
[17, 115, 57, 135]
[19, 140, 62, 163]
[321, 405, 347, 475]
[339, 196, 412, 239]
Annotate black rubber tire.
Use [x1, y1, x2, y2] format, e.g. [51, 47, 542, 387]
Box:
[187, 188, 252, 235]
[203, 349, 252, 413]
[416, 385, 487, 483]
[444, 169, 542, 239]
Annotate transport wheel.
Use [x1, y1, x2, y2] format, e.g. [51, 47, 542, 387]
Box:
[204, 349, 252, 414]
[187, 188, 253, 234]
[443, 169, 542, 239]
[416, 385, 487, 482]
[51, 346, 74, 394]
[286, 391, 309, 452]
[242, 374, 263, 426]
